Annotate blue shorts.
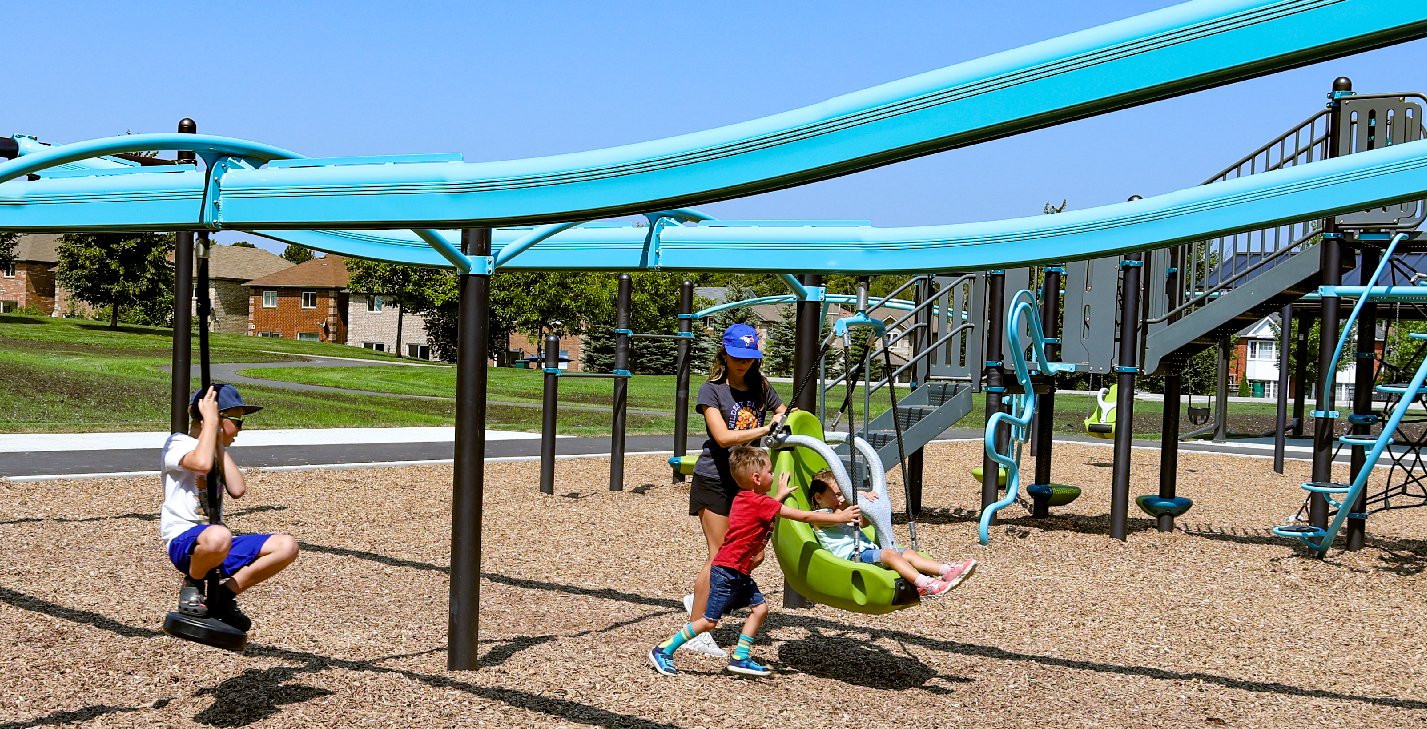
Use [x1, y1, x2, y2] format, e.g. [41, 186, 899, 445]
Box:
[704, 565, 765, 622]
[168, 524, 270, 578]
[856, 547, 885, 565]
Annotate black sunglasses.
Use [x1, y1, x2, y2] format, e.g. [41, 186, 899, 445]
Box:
[224, 417, 244, 430]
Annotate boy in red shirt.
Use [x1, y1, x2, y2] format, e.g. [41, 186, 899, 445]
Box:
[650, 445, 860, 677]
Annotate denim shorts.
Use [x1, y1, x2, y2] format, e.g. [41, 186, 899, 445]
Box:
[167, 524, 271, 578]
[704, 565, 765, 621]
[856, 547, 885, 565]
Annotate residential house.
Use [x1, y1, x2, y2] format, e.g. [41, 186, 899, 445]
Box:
[1230, 313, 1386, 401]
[347, 290, 434, 360]
[246, 255, 350, 344]
[188, 244, 292, 334]
[0, 234, 58, 314]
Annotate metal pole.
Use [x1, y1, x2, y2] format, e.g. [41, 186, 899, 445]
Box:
[1031, 266, 1063, 518]
[1310, 76, 1352, 530]
[1157, 374, 1182, 532]
[1346, 245, 1380, 550]
[1292, 307, 1310, 437]
[169, 118, 196, 434]
[1273, 305, 1293, 473]
[786, 273, 823, 610]
[1110, 253, 1143, 541]
[982, 270, 1006, 516]
[672, 281, 694, 483]
[539, 334, 559, 495]
[906, 275, 929, 516]
[449, 228, 491, 671]
[1213, 337, 1231, 443]
[610, 273, 631, 491]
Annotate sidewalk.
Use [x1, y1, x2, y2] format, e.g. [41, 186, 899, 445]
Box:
[0, 427, 549, 453]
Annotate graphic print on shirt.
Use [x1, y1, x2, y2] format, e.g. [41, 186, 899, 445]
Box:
[728, 399, 763, 431]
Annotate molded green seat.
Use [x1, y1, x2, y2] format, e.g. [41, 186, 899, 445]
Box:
[1084, 384, 1118, 439]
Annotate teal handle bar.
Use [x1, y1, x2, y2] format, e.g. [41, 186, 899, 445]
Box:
[1318, 233, 1406, 401]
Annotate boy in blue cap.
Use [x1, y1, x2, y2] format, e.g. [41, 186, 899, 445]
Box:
[161, 384, 298, 630]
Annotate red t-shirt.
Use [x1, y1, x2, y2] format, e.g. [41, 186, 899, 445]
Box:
[712, 489, 784, 574]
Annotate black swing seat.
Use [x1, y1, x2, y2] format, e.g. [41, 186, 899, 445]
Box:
[1086, 423, 1113, 434]
[164, 610, 248, 652]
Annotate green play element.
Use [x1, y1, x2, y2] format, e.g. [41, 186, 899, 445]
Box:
[1027, 483, 1082, 507]
[668, 454, 697, 476]
[970, 465, 1008, 486]
[770, 411, 919, 615]
[1136, 495, 1193, 517]
[1084, 384, 1118, 439]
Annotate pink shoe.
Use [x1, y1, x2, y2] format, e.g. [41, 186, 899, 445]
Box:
[940, 559, 977, 590]
[917, 578, 953, 599]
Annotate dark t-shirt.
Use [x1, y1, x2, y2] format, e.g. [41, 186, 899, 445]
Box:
[694, 380, 783, 483]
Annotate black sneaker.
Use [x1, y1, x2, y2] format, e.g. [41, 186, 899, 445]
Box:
[177, 578, 208, 617]
[209, 586, 251, 632]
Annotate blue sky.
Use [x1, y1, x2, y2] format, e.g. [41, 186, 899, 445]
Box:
[9, 1, 1426, 253]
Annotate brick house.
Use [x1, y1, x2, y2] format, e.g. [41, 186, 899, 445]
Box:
[246, 255, 350, 343]
[0, 234, 59, 314]
[188, 244, 292, 334]
[347, 290, 434, 359]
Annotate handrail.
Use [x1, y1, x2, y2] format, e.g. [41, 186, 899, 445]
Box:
[823, 282, 959, 392]
[1147, 227, 1320, 324]
[1319, 232, 1407, 399]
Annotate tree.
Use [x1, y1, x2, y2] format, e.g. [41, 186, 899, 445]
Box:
[282, 243, 315, 264]
[579, 273, 687, 374]
[763, 305, 798, 377]
[229, 240, 257, 249]
[56, 232, 175, 328]
[0, 232, 17, 273]
[346, 258, 438, 358]
[1269, 316, 1353, 399]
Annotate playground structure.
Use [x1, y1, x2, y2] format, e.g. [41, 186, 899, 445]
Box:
[5, 0, 1427, 669]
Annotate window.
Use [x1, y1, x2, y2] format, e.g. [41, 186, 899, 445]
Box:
[258, 331, 282, 338]
[362, 342, 385, 352]
[407, 343, 431, 360]
[298, 332, 320, 342]
[300, 291, 317, 309]
[2, 262, 14, 277]
[262, 290, 278, 308]
[1248, 340, 1278, 361]
[367, 295, 384, 312]
[0, 300, 17, 313]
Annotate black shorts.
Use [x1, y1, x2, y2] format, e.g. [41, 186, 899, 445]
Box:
[689, 472, 739, 517]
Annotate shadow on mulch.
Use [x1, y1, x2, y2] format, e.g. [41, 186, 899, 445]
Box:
[0, 505, 285, 528]
[0, 703, 147, 729]
[776, 629, 962, 692]
[195, 666, 334, 727]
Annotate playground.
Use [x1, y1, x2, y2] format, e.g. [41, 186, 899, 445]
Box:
[4, 443, 1427, 728]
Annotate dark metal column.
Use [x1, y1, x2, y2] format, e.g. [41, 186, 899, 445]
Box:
[610, 273, 632, 491]
[982, 270, 1007, 516]
[1158, 246, 1185, 516]
[1346, 245, 1379, 550]
[449, 228, 491, 671]
[539, 334, 560, 495]
[672, 281, 694, 483]
[1213, 337, 1231, 443]
[1030, 266, 1063, 518]
[786, 273, 823, 610]
[1110, 254, 1143, 541]
[906, 275, 930, 516]
[1273, 305, 1294, 473]
[1292, 310, 1310, 437]
[1310, 77, 1353, 529]
[169, 118, 197, 434]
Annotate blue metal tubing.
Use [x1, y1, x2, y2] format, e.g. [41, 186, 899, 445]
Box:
[493, 221, 585, 268]
[5, 1, 1425, 232]
[780, 274, 809, 300]
[1318, 233, 1405, 400]
[1319, 285, 1427, 302]
[692, 294, 932, 320]
[10, 135, 1427, 277]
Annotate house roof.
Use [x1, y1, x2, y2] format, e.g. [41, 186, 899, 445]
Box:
[12, 234, 60, 264]
[196, 245, 291, 282]
[246, 254, 348, 288]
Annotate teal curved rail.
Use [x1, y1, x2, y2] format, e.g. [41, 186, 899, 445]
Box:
[979, 290, 1076, 546]
[1317, 233, 1407, 401]
[3, 0, 1425, 234]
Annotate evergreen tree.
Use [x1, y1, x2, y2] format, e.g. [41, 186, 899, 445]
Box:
[282, 243, 315, 264]
[229, 241, 257, 249]
[57, 232, 175, 328]
[0, 232, 18, 272]
[763, 305, 797, 377]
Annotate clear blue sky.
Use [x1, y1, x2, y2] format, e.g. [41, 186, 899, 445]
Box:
[10, 1, 1426, 254]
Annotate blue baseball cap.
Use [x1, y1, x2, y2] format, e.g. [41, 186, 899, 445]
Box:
[188, 383, 263, 419]
[721, 323, 762, 359]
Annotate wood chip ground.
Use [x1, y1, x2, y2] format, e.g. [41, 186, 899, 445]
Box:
[3, 440, 1425, 728]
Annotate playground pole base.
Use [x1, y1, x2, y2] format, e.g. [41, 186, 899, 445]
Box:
[163, 611, 248, 652]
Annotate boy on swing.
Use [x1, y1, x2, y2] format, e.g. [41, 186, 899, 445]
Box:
[650, 445, 860, 677]
[806, 470, 975, 597]
[161, 384, 299, 630]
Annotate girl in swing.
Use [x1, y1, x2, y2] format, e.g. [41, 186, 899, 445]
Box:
[807, 470, 976, 598]
[679, 323, 788, 658]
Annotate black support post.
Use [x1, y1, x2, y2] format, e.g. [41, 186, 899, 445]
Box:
[1310, 77, 1353, 530]
[1292, 309, 1310, 437]
[1158, 246, 1184, 513]
[982, 270, 1007, 516]
[1110, 253, 1143, 541]
[785, 273, 823, 610]
[1274, 305, 1294, 474]
[905, 276, 930, 516]
[610, 274, 632, 491]
[672, 281, 694, 483]
[169, 118, 197, 434]
[539, 334, 560, 495]
[1345, 245, 1379, 551]
[1030, 266, 1063, 518]
[449, 228, 491, 671]
[1213, 337, 1231, 443]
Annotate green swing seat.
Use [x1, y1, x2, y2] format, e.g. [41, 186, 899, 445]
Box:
[770, 411, 920, 615]
[1084, 384, 1118, 439]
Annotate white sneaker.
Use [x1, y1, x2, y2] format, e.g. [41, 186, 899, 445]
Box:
[678, 594, 726, 657]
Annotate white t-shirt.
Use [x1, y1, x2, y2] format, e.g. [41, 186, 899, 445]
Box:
[160, 433, 221, 545]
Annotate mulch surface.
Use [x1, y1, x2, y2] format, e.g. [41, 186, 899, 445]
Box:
[3, 441, 1427, 728]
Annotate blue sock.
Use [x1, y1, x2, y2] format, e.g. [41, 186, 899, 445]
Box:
[733, 634, 755, 660]
[659, 624, 698, 653]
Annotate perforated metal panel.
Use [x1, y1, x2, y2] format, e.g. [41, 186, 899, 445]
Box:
[1337, 96, 1426, 229]
[1059, 256, 1119, 373]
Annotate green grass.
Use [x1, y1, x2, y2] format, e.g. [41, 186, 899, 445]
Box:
[0, 312, 1294, 438]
